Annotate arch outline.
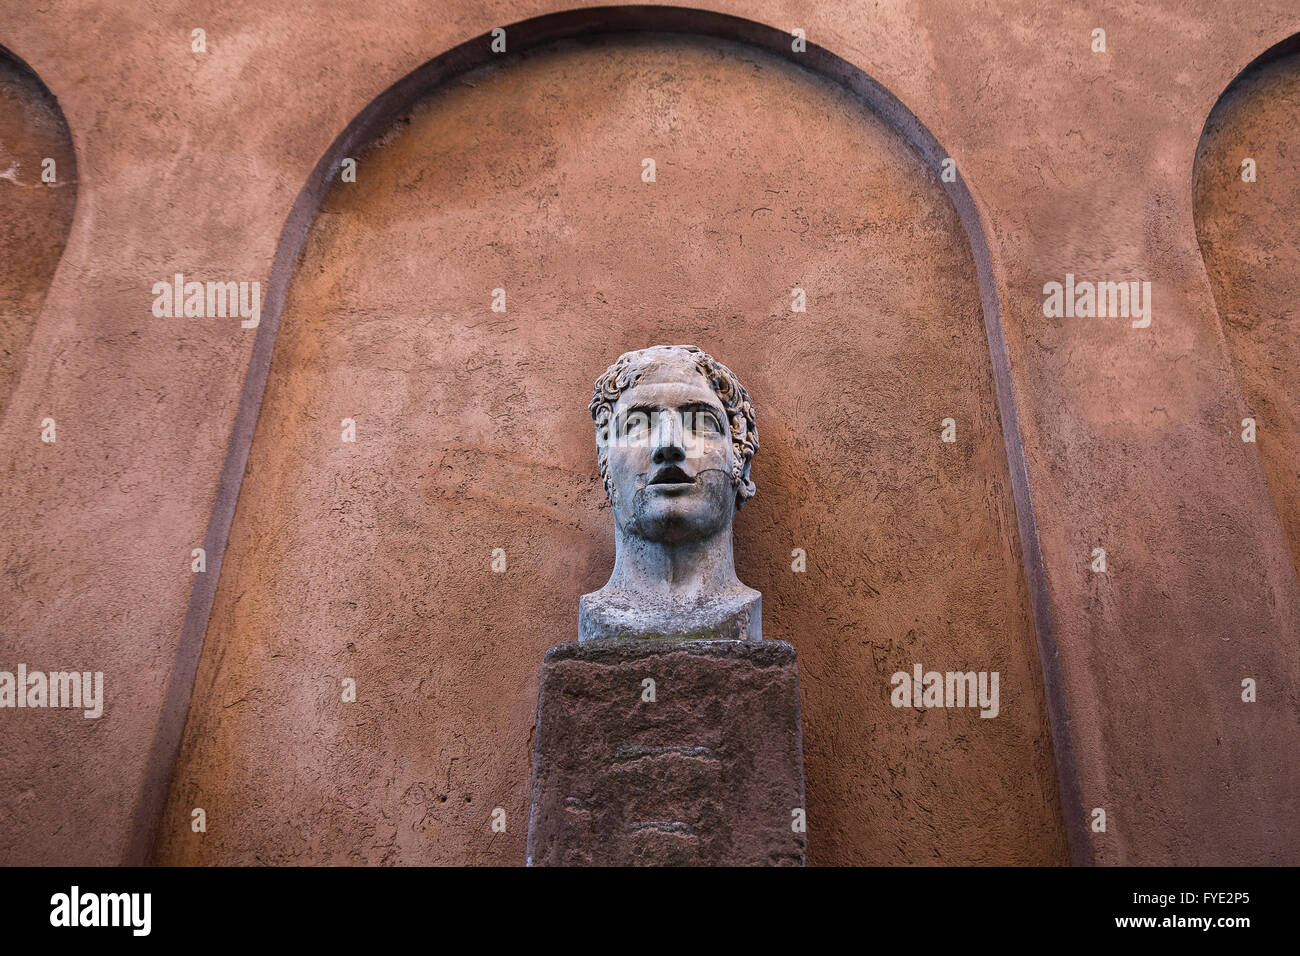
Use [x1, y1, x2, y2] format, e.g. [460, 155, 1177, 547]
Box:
[126, 4, 1088, 866]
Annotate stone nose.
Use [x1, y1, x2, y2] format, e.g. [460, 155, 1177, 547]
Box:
[651, 411, 686, 465]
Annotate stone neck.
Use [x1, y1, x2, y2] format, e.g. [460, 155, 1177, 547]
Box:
[606, 522, 741, 601]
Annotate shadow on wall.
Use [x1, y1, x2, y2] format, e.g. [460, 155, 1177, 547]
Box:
[154, 23, 1069, 866]
[0, 46, 77, 407]
[1194, 34, 1300, 582]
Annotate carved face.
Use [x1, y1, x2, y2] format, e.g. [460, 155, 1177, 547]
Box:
[604, 353, 737, 544]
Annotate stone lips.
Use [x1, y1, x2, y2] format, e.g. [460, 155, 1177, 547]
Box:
[527, 639, 806, 866]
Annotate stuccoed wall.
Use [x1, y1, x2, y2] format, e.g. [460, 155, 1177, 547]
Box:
[1, 1, 1297, 865]
[0, 50, 75, 412]
[1196, 43, 1300, 583]
[152, 34, 1065, 865]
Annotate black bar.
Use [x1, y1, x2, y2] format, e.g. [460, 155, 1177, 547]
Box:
[0, 866, 1279, 941]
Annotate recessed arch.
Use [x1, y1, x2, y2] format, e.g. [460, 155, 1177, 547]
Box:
[0, 44, 78, 408]
[1193, 32, 1300, 581]
[132, 5, 1084, 865]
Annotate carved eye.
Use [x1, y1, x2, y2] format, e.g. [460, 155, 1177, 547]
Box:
[622, 411, 651, 438]
[689, 411, 722, 434]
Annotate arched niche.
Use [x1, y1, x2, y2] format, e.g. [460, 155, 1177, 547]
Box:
[0, 46, 76, 405]
[150, 9, 1071, 866]
[1194, 35, 1300, 580]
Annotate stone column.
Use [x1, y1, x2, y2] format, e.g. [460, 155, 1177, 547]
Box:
[526, 639, 807, 866]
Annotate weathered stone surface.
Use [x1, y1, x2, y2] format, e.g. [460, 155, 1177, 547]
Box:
[579, 587, 761, 643]
[527, 639, 806, 866]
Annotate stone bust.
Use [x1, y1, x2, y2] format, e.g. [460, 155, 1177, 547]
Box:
[580, 344, 761, 642]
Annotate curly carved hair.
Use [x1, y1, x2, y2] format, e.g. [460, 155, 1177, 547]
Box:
[589, 345, 758, 510]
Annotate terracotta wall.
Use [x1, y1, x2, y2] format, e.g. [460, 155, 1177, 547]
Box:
[1195, 42, 1300, 581]
[0, 49, 75, 405]
[1, 1, 1297, 866]
[154, 34, 1064, 865]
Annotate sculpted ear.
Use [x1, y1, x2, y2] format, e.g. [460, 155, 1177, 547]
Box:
[733, 440, 756, 510]
[734, 472, 756, 510]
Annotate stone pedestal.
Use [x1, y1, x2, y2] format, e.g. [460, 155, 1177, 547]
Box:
[526, 639, 806, 866]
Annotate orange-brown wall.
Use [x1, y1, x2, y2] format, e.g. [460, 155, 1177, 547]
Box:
[1196, 43, 1300, 583]
[154, 34, 1065, 865]
[0, 49, 75, 407]
[1, 1, 1297, 866]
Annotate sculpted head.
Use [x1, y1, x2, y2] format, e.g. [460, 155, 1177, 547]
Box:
[590, 345, 758, 545]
